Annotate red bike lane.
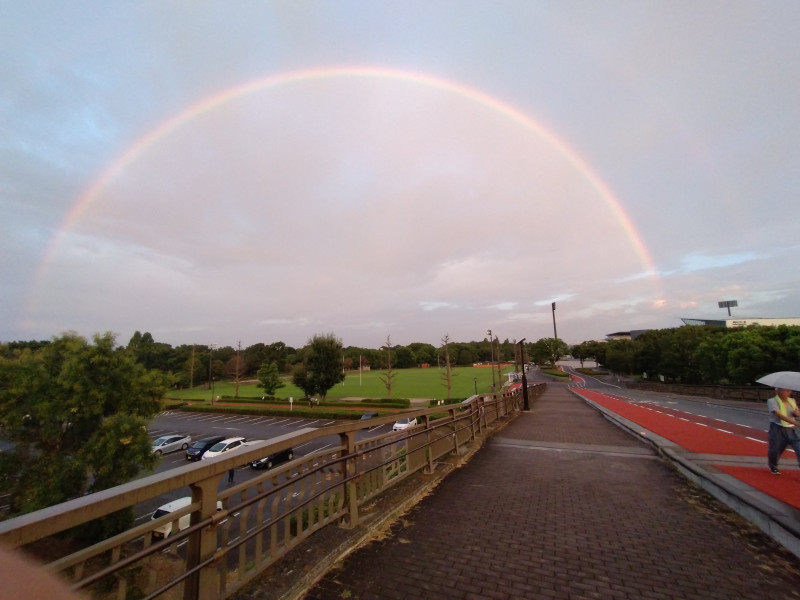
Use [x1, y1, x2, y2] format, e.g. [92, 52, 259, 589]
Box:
[573, 387, 800, 511]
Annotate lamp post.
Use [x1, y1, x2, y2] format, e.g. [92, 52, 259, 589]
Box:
[551, 302, 559, 365]
[487, 329, 496, 393]
[519, 338, 529, 411]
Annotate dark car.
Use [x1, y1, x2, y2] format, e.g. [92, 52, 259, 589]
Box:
[360, 412, 379, 420]
[250, 447, 294, 470]
[185, 435, 227, 461]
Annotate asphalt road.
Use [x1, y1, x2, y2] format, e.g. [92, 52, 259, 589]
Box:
[564, 364, 768, 434]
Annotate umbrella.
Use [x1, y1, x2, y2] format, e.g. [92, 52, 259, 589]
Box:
[756, 371, 800, 391]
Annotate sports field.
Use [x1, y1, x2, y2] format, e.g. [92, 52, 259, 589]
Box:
[167, 365, 515, 401]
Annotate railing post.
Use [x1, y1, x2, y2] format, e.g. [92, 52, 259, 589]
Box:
[184, 476, 222, 600]
[339, 431, 359, 529]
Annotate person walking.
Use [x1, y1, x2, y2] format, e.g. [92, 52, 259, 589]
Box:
[228, 468, 235, 484]
[767, 387, 800, 475]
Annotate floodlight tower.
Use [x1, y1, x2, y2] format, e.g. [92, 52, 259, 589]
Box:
[718, 300, 738, 317]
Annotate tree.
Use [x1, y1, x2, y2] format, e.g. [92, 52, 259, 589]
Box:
[226, 341, 246, 398]
[604, 339, 635, 375]
[379, 336, 397, 399]
[0, 332, 168, 521]
[291, 333, 346, 401]
[441, 335, 454, 398]
[570, 341, 598, 368]
[394, 346, 416, 369]
[257, 362, 285, 396]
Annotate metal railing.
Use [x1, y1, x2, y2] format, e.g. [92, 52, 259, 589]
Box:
[0, 386, 544, 600]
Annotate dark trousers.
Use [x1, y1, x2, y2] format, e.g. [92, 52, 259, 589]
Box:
[768, 423, 800, 469]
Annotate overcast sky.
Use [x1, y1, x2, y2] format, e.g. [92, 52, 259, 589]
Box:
[2, 2, 799, 350]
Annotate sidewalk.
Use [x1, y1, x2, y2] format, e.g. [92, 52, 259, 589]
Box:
[300, 384, 800, 599]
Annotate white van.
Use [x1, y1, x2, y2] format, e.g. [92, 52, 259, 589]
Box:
[150, 497, 223, 539]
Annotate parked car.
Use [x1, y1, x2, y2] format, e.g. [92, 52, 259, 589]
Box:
[185, 435, 227, 461]
[150, 496, 222, 540]
[152, 434, 192, 455]
[201, 437, 246, 460]
[392, 417, 418, 431]
[250, 447, 294, 470]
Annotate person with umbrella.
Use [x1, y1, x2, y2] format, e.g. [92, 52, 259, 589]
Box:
[767, 388, 800, 474]
[759, 372, 800, 475]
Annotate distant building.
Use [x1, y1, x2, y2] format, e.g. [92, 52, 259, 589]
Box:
[605, 330, 650, 341]
[681, 317, 800, 328]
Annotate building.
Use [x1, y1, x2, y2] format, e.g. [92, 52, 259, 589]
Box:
[605, 330, 650, 341]
[681, 317, 800, 328]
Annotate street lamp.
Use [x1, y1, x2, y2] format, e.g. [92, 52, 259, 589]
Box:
[487, 329, 496, 393]
[551, 302, 559, 365]
[518, 338, 529, 411]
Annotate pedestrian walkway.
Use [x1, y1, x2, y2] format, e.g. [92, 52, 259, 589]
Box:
[301, 384, 800, 600]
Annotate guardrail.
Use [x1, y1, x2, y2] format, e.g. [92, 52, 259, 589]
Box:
[0, 386, 544, 600]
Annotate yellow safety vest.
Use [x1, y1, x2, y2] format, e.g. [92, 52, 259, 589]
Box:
[775, 396, 798, 427]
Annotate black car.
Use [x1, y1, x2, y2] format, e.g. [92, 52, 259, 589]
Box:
[185, 435, 227, 461]
[250, 447, 294, 470]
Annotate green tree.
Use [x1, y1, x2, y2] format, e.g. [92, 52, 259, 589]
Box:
[529, 338, 569, 366]
[394, 346, 416, 369]
[257, 362, 285, 396]
[291, 333, 346, 401]
[0, 332, 168, 520]
[604, 339, 635, 375]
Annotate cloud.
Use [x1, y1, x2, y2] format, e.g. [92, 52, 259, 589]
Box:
[419, 301, 455, 311]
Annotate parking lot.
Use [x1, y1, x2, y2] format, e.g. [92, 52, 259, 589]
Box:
[137, 410, 394, 531]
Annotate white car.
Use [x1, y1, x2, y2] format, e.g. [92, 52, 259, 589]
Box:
[392, 417, 418, 431]
[150, 497, 222, 540]
[152, 434, 192, 455]
[201, 437, 246, 460]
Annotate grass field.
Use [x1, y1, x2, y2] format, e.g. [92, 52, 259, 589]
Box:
[166, 365, 515, 401]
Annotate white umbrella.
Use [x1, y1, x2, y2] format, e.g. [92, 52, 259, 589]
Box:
[756, 371, 800, 391]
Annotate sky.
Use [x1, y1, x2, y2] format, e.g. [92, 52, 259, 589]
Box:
[2, 2, 799, 350]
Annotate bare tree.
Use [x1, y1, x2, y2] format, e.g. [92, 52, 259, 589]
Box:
[379, 335, 396, 399]
[226, 341, 246, 398]
[441, 334, 453, 399]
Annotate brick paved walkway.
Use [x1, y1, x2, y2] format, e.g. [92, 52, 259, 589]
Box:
[302, 385, 800, 600]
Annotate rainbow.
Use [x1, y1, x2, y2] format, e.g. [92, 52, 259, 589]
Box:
[37, 65, 657, 284]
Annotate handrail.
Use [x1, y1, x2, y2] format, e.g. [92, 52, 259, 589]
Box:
[0, 384, 545, 599]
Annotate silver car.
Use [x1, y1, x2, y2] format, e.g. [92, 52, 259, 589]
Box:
[152, 434, 192, 455]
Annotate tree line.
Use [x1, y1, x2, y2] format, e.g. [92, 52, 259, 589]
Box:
[570, 324, 800, 386]
[3, 331, 531, 390]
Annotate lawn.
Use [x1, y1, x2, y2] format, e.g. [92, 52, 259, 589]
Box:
[166, 365, 515, 401]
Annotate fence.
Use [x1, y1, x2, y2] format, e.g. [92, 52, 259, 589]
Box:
[0, 385, 545, 600]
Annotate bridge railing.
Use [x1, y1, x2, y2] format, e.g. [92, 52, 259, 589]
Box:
[0, 385, 545, 600]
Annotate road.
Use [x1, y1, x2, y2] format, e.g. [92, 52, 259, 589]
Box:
[563, 364, 769, 446]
